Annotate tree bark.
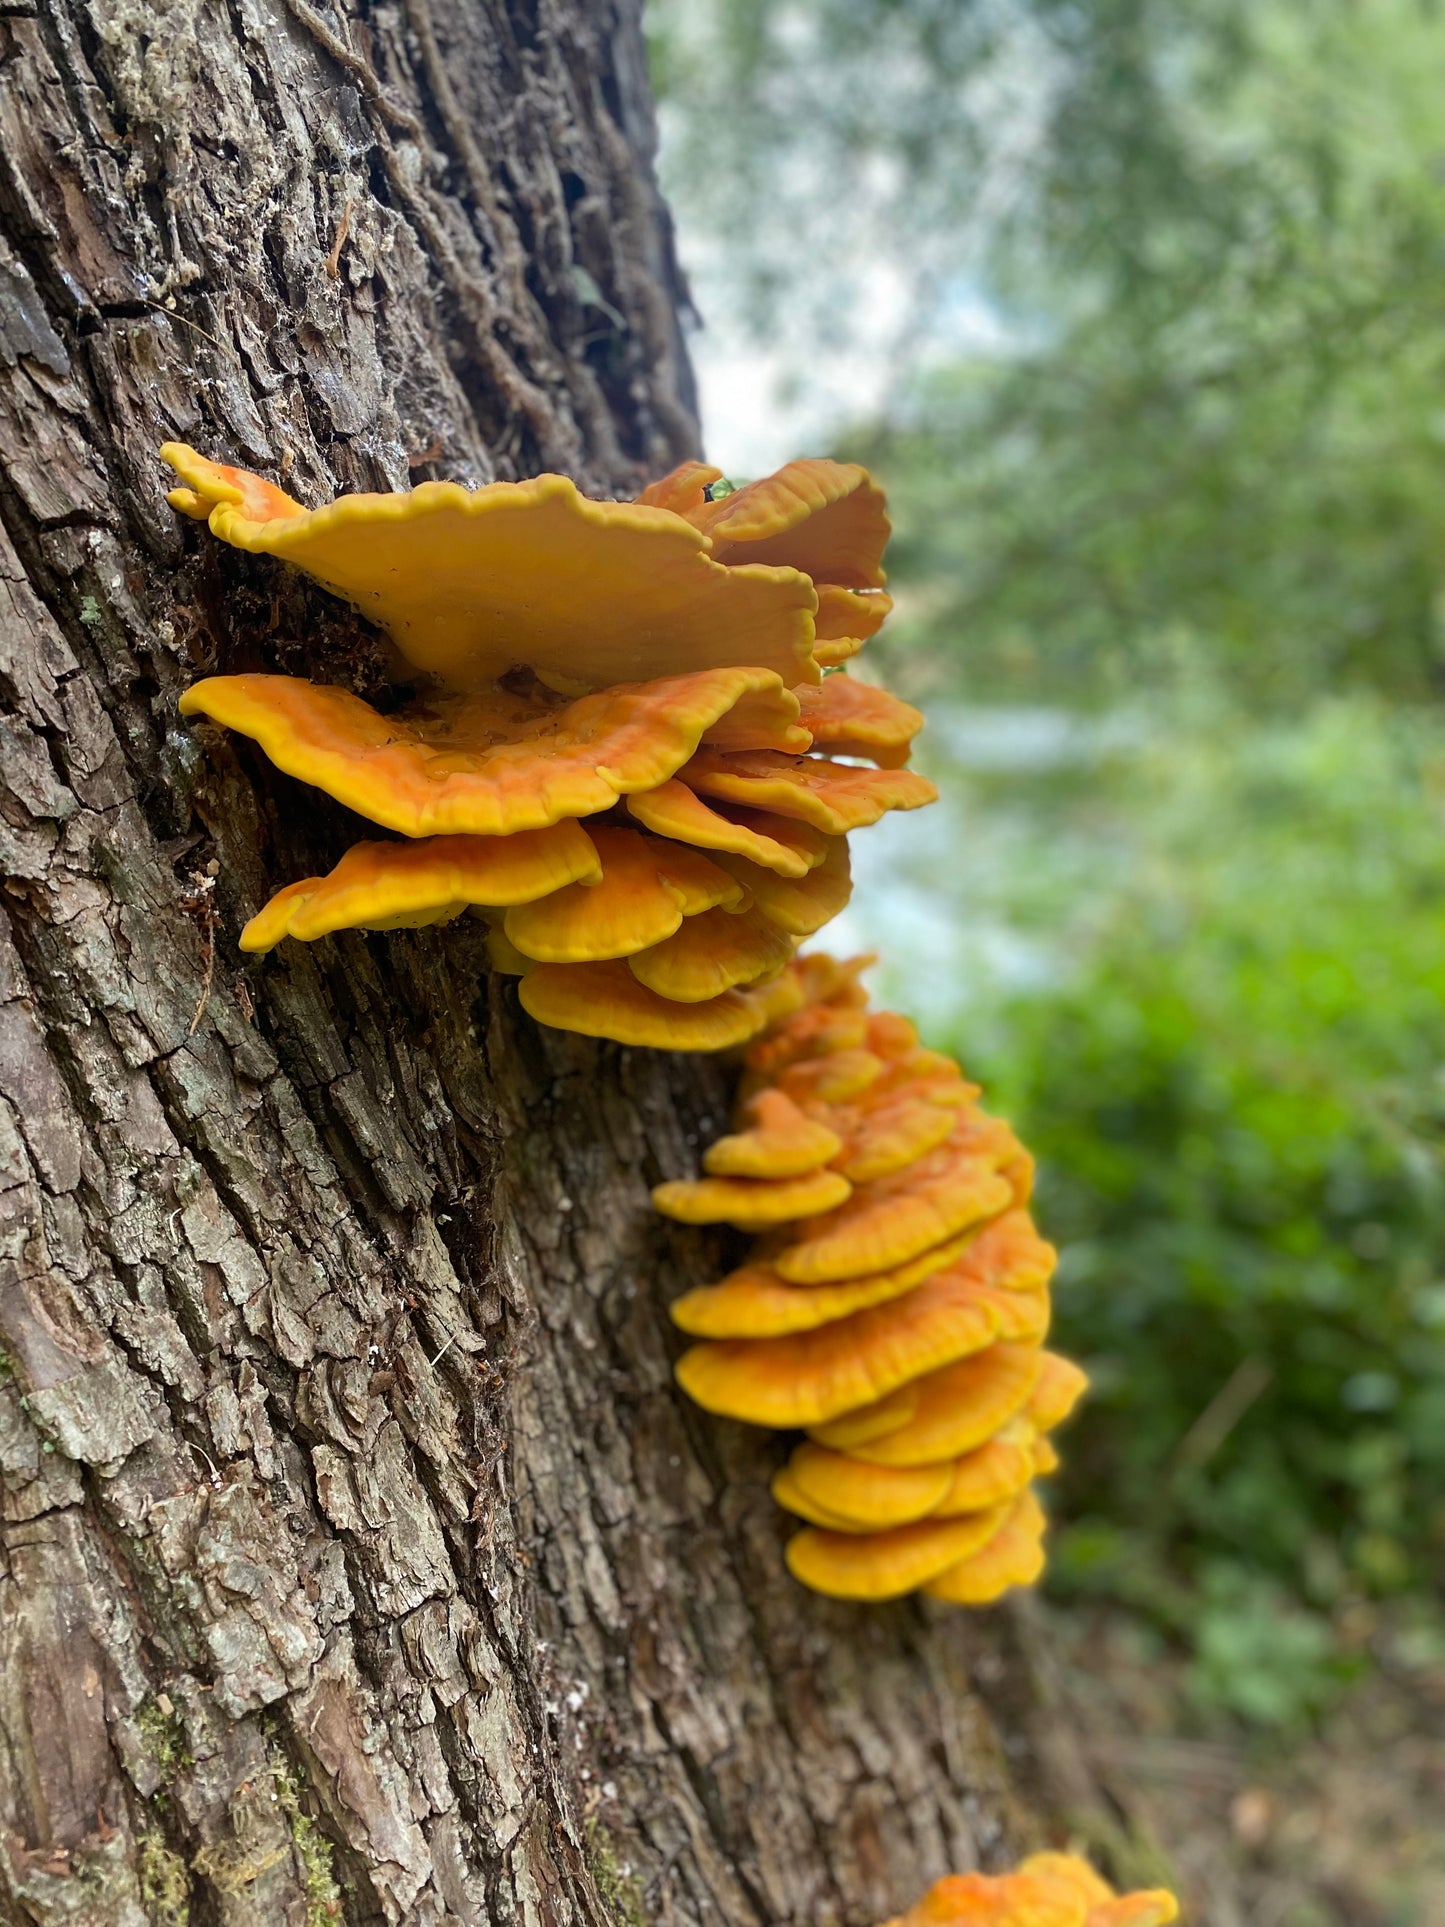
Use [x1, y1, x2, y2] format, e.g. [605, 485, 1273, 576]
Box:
[0, 3, 1121, 1923]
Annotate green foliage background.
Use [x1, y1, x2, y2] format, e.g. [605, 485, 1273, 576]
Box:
[649, 0, 1445, 1731]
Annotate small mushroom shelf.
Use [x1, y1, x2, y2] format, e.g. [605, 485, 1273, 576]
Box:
[654, 953, 1088, 1605]
[881, 1857, 1179, 1927]
[163, 445, 933, 1049]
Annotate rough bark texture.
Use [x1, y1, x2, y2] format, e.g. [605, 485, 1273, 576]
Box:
[0, 3, 1126, 1924]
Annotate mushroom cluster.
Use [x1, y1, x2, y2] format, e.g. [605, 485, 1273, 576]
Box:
[654, 954, 1088, 1604]
[163, 446, 933, 1048]
[880, 1857, 1179, 1927]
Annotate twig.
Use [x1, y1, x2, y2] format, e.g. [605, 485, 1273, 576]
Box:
[323, 198, 354, 279]
[279, 0, 424, 135]
[178, 868, 220, 1035]
[145, 299, 224, 350]
[1173, 1354, 1273, 1473]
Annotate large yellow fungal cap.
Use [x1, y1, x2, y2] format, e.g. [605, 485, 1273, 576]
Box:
[784, 1504, 1011, 1601]
[712, 837, 853, 938]
[771, 1130, 1017, 1284]
[674, 1269, 1003, 1428]
[651, 1165, 852, 1232]
[240, 823, 602, 952]
[625, 780, 826, 878]
[1026, 1353, 1091, 1431]
[795, 674, 925, 768]
[161, 443, 823, 691]
[641, 458, 895, 662]
[681, 748, 938, 833]
[829, 1092, 960, 1183]
[813, 584, 893, 657]
[627, 904, 796, 1002]
[929, 1425, 1041, 1516]
[179, 668, 802, 839]
[683, 458, 890, 589]
[922, 1489, 1048, 1604]
[667, 1230, 975, 1340]
[778, 1443, 957, 1531]
[502, 826, 740, 964]
[811, 1344, 1046, 1466]
[518, 961, 766, 1051]
[879, 1859, 1180, 1927]
[702, 1089, 844, 1178]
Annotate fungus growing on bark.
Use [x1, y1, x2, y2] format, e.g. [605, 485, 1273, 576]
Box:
[162, 444, 821, 689]
[238, 823, 603, 951]
[166, 447, 931, 1048]
[655, 954, 1089, 1603]
[878, 1857, 1180, 1927]
[500, 826, 741, 963]
[700, 1088, 843, 1178]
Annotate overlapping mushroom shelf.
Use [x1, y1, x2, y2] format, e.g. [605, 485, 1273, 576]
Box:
[654, 954, 1089, 1604]
[879, 1856, 1179, 1927]
[164, 445, 934, 1048]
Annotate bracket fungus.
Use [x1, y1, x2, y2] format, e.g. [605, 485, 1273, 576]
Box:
[878, 1858, 1179, 1927]
[165, 445, 932, 1048]
[653, 954, 1092, 1606]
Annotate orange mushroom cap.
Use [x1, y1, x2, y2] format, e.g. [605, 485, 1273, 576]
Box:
[879, 1860, 1179, 1927]
[777, 1442, 958, 1532]
[965, 1281, 1051, 1346]
[1018, 1858, 1180, 1927]
[625, 780, 827, 878]
[636, 463, 896, 657]
[814, 584, 893, 647]
[795, 674, 925, 769]
[627, 904, 796, 1002]
[810, 1343, 1045, 1464]
[736, 967, 813, 1030]
[651, 1165, 852, 1232]
[865, 1011, 920, 1056]
[928, 1425, 1041, 1516]
[517, 960, 766, 1050]
[503, 826, 741, 965]
[1026, 1353, 1091, 1432]
[868, 1047, 980, 1106]
[674, 1268, 1003, 1428]
[702, 1088, 844, 1178]
[922, 1489, 1047, 1604]
[713, 837, 853, 938]
[681, 458, 890, 590]
[179, 667, 804, 840]
[633, 460, 724, 517]
[878, 1874, 1031, 1927]
[746, 1001, 872, 1077]
[892, 1873, 1079, 1927]
[829, 1092, 960, 1183]
[771, 1133, 1016, 1284]
[161, 444, 823, 691]
[680, 748, 938, 834]
[882, 1849, 1179, 1927]
[776, 1047, 887, 1107]
[784, 1503, 1011, 1601]
[786, 950, 875, 1009]
[668, 1228, 976, 1340]
[240, 823, 603, 952]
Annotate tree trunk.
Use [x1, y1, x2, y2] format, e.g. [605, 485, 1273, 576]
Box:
[0, 4, 1121, 1923]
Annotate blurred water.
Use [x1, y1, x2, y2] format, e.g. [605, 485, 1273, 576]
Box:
[820, 702, 1148, 1031]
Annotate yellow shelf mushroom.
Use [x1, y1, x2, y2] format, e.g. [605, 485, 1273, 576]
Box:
[655, 954, 1091, 1605]
[878, 1856, 1179, 1927]
[165, 446, 934, 1048]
